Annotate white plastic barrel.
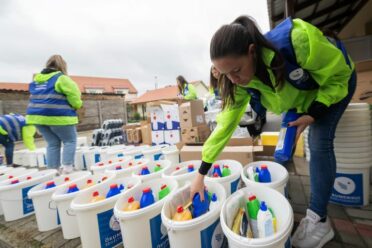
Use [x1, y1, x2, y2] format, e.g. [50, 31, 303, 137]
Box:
[90, 156, 132, 175]
[105, 158, 150, 178]
[142, 146, 163, 162]
[161, 182, 227, 248]
[75, 146, 89, 170]
[114, 178, 179, 248]
[241, 161, 289, 196]
[161, 145, 180, 167]
[132, 160, 171, 182]
[122, 148, 145, 160]
[71, 177, 140, 248]
[51, 173, 115, 239]
[162, 160, 201, 187]
[0, 169, 57, 221]
[81, 147, 100, 170]
[205, 160, 242, 196]
[28, 171, 91, 232]
[220, 186, 293, 248]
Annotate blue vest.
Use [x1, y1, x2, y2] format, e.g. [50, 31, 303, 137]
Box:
[26, 73, 77, 117]
[0, 114, 26, 141]
[247, 17, 352, 116]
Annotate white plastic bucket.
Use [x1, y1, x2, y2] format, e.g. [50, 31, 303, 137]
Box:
[51, 173, 115, 239]
[123, 148, 145, 160]
[90, 156, 132, 175]
[162, 160, 201, 187]
[81, 147, 100, 170]
[0, 169, 57, 221]
[241, 161, 289, 196]
[28, 171, 91, 232]
[13, 149, 28, 166]
[71, 177, 140, 248]
[132, 160, 171, 182]
[161, 145, 180, 167]
[114, 178, 179, 248]
[161, 182, 227, 248]
[220, 186, 293, 248]
[105, 158, 150, 179]
[142, 146, 163, 162]
[205, 160, 242, 196]
[0, 168, 37, 182]
[331, 163, 371, 206]
[75, 147, 89, 170]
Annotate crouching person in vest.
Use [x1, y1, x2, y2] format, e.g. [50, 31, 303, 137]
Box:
[0, 114, 36, 165]
[190, 16, 356, 248]
[176, 75, 198, 100]
[26, 55, 83, 174]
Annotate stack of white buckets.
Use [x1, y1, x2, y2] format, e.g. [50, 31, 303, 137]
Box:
[304, 103, 371, 206]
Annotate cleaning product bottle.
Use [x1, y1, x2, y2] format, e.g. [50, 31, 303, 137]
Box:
[212, 164, 222, 177]
[258, 165, 272, 183]
[192, 190, 210, 218]
[45, 181, 56, 189]
[158, 184, 170, 200]
[154, 163, 162, 172]
[26, 176, 32, 180]
[8, 175, 13, 179]
[187, 164, 194, 172]
[140, 187, 155, 208]
[115, 165, 122, 170]
[172, 205, 192, 221]
[106, 184, 121, 198]
[83, 179, 95, 189]
[209, 193, 218, 210]
[90, 191, 105, 203]
[222, 165, 231, 177]
[140, 166, 150, 175]
[123, 196, 140, 211]
[67, 183, 79, 193]
[11, 179, 19, 184]
[247, 194, 260, 238]
[247, 167, 257, 182]
[274, 110, 300, 164]
[257, 201, 274, 238]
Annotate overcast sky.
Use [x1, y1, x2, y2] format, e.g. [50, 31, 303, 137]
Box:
[0, 0, 269, 95]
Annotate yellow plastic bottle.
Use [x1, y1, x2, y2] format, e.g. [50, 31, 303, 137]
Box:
[123, 196, 140, 211]
[83, 179, 95, 189]
[90, 191, 105, 203]
[172, 205, 192, 221]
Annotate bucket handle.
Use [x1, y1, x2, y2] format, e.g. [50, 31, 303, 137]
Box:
[66, 208, 76, 216]
[48, 200, 57, 210]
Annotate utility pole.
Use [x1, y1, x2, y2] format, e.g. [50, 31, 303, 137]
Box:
[154, 76, 158, 89]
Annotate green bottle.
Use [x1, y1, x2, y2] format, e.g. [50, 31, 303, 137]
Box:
[222, 165, 231, 177]
[158, 184, 170, 200]
[247, 194, 260, 238]
[154, 163, 162, 172]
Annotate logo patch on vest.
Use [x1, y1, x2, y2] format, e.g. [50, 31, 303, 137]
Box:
[289, 68, 305, 81]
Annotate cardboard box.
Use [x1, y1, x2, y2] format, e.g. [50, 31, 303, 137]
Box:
[133, 128, 142, 144]
[179, 100, 206, 128]
[162, 104, 180, 130]
[354, 61, 372, 104]
[164, 130, 181, 145]
[152, 130, 165, 145]
[181, 125, 211, 143]
[180, 145, 263, 166]
[149, 106, 165, 131]
[126, 129, 134, 144]
[141, 124, 152, 145]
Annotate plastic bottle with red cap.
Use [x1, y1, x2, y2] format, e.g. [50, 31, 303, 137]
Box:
[8, 175, 13, 179]
[123, 196, 140, 211]
[140, 166, 150, 175]
[140, 187, 155, 208]
[64, 177, 70, 182]
[67, 183, 79, 193]
[258, 165, 272, 183]
[187, 164, 194, 173]
[158, 184, 170, 200]
[212, 164, 222, 177]
[154, 163, 162, 172]
[45, 181, 56, 189]
[172, 205, 192, 221]
[90, 191, 105, 203]
[11, 179, 19, 184]
[115, 165, 122, 170]
[83, 179, 95, 189]
[26, 176, 32, 180]
[106, 184, 121, 198]
[222, 165, 231, 177]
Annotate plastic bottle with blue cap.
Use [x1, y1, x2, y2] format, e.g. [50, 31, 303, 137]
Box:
[140, 166, 150, 175]
[106, 184, 121, 198]
[67, 183, 79, 193]
[140, 187, 155, 208]
[257, 201, 275, 238]
[192, 189, 210, 218]
[209, 193, 218, 210]
[258, 165, 272, 183]
[212, 164, 222, 177]
[45, 181, 56, 189]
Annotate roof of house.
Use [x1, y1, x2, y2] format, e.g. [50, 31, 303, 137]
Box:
[131, 86, 179, 104]
[0, 75, 138, 94]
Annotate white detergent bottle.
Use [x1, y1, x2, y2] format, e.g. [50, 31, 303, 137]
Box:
[257, 201, 275, 238]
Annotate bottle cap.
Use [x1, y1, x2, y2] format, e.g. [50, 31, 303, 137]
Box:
[223, 165, 229, 168]
[248, 195, 256, 201]
[87, 179, 93, 184]
[69, 183, 77, 189]
[116, 165, 122, 170]
[143, 187, 151, 193]
[188, 164, 194, 169]
[128, 196, 135, 203]
[98, 162, 104, 166]
[213, 164, 220, 168]
[46, 181, 55, 187]
[175, 167, 180, 170]
[142, 166, 148, 170]
[8, 175, 13, 179]
[26, 176, 32, 180]
[92, 191, 99, 197]
[102, 176, 108, 181]
[261, 165, 268, 169]
[176, 205, 184, 213]
[110, 184, 118, 189]
[128, 162, 133, 166]
[138, 161, 142, 165]
[64, 177, 70, 182]
[211, 193, 217, 202]
[161, 184, 167, 190]
[260, 201, 268, 211]
[156, 163, 161, 167]
[213, 173, 219, 177]
[108, 160, 113, 164]
[11, 179, 19, 184]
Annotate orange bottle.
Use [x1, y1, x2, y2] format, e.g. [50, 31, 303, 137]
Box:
[90, 191, 105, 203]
[172, 205, 192, 221]
[123, 196, 140, 211]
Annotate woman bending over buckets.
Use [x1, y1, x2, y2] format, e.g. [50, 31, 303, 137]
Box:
[190, 16, 355, 248]
[176, 75, 198, 100]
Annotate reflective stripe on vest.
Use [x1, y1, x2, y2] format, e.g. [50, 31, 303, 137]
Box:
[0, 114, 26, 141]
[27, 73, 77, 117]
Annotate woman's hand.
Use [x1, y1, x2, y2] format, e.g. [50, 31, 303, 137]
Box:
[288, 115, 314, 143]
[190, 173, 206, 201]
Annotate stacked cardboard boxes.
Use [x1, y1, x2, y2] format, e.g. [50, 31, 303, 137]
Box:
[124, 123, 141, 145]
[179, 100, 211, 143]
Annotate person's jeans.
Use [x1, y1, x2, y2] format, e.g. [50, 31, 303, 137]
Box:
[0, 134, 14, 165]
[308, 71, 357, 218]
[36, 125, 77, 169]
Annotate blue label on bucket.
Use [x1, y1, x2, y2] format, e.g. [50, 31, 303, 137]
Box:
[97, 209, 122, 248]
[22, 185, 36, 215]
[134, 154, 144, 160]
[154, 153, 163, 161]
[330, 172, 363, 206]
[200, 219, 224, 248]
[230, 178, 240, 194]
[95, 153, 101, 163]
[150, 214, 169, 248]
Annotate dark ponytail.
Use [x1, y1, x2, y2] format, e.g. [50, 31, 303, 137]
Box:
[176, 75, 188, 94]
[210, 16, 285, 109]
